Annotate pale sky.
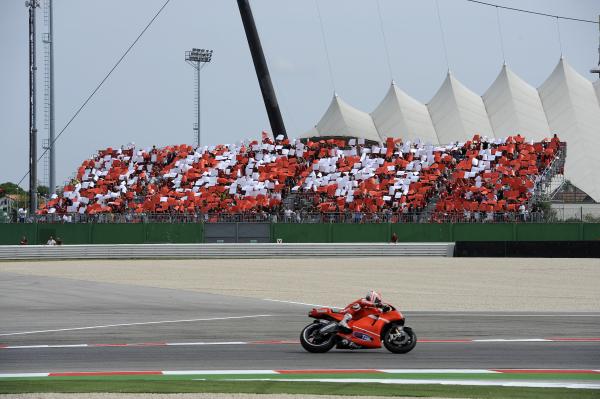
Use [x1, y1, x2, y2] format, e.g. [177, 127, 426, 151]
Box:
[1, 0, 598, 189]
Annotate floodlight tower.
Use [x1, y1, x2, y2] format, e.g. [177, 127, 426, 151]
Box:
[26, 0, 40, 217]
[185, 48, 213, 147]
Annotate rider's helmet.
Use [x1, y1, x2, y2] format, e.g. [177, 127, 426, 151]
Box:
[366, 290, 382, 304]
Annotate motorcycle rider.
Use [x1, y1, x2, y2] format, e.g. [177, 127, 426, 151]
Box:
[338, 290, 384, 333]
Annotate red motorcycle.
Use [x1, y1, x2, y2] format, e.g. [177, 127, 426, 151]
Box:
[300, 303, 417, 353]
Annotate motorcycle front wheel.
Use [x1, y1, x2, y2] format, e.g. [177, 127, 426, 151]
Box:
[383, 324, 417, 354]
[300, 322, 337, 353]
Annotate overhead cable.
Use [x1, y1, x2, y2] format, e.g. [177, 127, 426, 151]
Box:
[495, 6, 506, 63]
[315, 0, 337, 94]
[375, 0, 394, 82]
[464, 0, 598, 24]
[18, 0, 173, 188]
[555, 17, 564, 56]
[435, 0, 451, 71]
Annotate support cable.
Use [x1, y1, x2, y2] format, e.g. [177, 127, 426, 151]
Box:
[435, 0, 451, 72]
[555, 17, 564, 57]
[17, 0, 173, 189]
[495, 6, 506, 64]
[376, 0, 394, 82]
[464, 0, 598, 24]
[315, 0, 336, 94]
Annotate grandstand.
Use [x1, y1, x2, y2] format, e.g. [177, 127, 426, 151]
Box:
[37, 133, 564, 224]
[304, 59, 600, 204]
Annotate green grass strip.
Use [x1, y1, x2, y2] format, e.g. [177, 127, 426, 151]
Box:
[0, 380, 599, 398]
[3, 372, 598, 382]
[197, 372, 600, 382]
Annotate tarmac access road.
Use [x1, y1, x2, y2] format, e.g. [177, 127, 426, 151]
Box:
[1, 272, 599, 373]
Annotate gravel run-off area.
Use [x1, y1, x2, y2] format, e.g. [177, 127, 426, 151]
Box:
[0, 257, 599, 311]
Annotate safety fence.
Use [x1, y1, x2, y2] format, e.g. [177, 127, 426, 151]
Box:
[2, 222, 600, 246]
[11, 210, 593, 224]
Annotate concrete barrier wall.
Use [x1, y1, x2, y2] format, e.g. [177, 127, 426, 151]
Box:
[0, 243, 454, 260]
[455, 241, 600, 258]
[273, 223, 600, 243]
[1, 223, 599, 246]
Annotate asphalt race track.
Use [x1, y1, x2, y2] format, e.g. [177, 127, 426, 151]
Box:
[1, 272, 599, 373]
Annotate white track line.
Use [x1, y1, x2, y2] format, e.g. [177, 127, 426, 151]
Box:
[0, 314, 274, 337]
[0, 373, 50, 378]
[166, 341, 247, 346]
[380, 369, 499, 374]
[261, 301, 600, 317]
[5, 344, 89, 349]
[474, 339, 550, 342]
[409, 313, 600, 317]
[263, 298, 341, 309]
[4, 337, 599, 350]
[164, 370, 278, 375]
[212, 378, 600, 389]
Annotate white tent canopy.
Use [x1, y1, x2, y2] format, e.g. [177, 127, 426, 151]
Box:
[303, 94, 381, 142]
[427, 72, 494, 144]
[483, 64, 550, 141]
[371, 82, 438, 144]
[538, 58, 600, 202]
[299, 126, 320, 139]
[299, 58, 600, 201]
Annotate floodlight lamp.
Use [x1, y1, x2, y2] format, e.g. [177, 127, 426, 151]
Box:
[186, 48, 213, 63]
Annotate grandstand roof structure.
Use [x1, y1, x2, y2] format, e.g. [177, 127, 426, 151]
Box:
[428, 72, 495, 144]
[371, 83, 438, 144]
[538, 58, 600, 203]
[301, 94, 380, 142]
[483, 64, 551, 142]
[300, 58, 600, 202]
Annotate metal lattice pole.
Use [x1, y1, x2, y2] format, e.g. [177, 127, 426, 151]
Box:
[197, 63, 201, 147]
[48, 0, 55, 193]
[27, 0, 39, 217]
[185, 49, 212, 148]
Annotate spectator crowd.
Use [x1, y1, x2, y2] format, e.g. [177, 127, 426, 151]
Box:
[38, 133, 563, 223]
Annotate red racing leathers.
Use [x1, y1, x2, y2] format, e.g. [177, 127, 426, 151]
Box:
[339, 298, 383, 329]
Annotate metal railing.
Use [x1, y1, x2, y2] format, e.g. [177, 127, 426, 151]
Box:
[12, 209, 597, 224]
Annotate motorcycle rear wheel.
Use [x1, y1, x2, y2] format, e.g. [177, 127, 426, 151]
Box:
[300, 322, 337, 353]
[383, 324, 417, 354]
